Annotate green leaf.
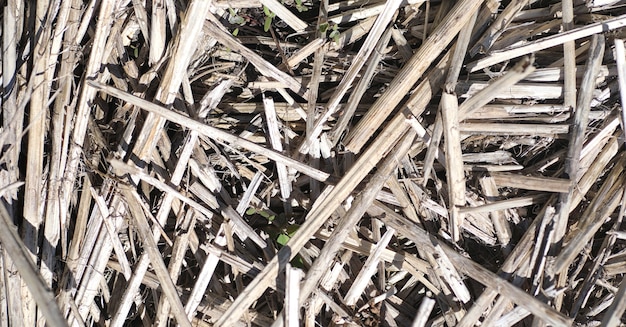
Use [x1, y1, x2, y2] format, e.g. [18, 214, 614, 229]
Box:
[276, 234, 290, 246]
[264, 16, 272, 32]
[329, 30, 340, 44]
[319, 22, 329, 34]
[245, 207, 257, 215]
[232, 28, 239, 36]
[263, 5, 271, 16]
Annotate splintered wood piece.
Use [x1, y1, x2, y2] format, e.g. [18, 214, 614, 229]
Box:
[441, 92, 465, 242]
[88, 81, 330, 182]
[614, 38, 626, 146]
[285, 265, 303, 327]
[381, 214, 573, 326]
[263, 95, 291, 212]
[214, 130, 416, 326]
[344, 228, 396, 306]
[490, 172, 571, 193]
[478, 176, 512, 249]
[299, 0, 401, 154]
[343, 0, 485, 153]
[466, 14, 626, 72]
[122, 187, 192, 327]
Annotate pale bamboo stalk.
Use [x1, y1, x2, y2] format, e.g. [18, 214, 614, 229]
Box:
[330, 16, 376, 51]
[150, 0, 166, 64]
[214, 128, 416, 326]
[411, 297, 436, 327]
[391, 27, 413, 62]
[89, 188, 132, 280]
[470, 0, 531, 55]
[457, 81, 562, 100]
[122, 187, 192, 327]
[491, 172, 571, 192]
[601, 244, 626, 326]
[0, 204, 68, 327]
[328, 28, 392, 146]
[424, 234, 471, 303]
[89, 81, 331, 182]
[479, 177, 512, 250]
[459, 123, 569, 136]
[205, 16, 306, 97]
[562, 0, 577, 111]
[154, 211, 197, 327]
[24, 0, 53, 276]
[263, 95, 291, 214]
[466, 15, 625, 72]
[459, 57, 536, 116]
[284, 38, 325, 69]
[344, 0, 485, 153]
[460, 194, 546, 214]
[285, 265, 303, 327]
[441, 92, 465, 243]
[314, 229, 430, 274]
[614, 38, 626, 146]
[381, 214, 573, 326]
[1, 0, 23, 324]
[554, 34, 605, 249]
[298, 0, 402, 154]
[344, 228, 396, 306]
[185, 230, 227, 319]
[552, 165, 626, 273]
[61, 0, 116, 266]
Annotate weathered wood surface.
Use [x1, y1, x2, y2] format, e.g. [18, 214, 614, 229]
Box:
[2, 1, 626, 326]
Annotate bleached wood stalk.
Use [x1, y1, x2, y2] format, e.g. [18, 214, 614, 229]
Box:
[561, 0, 577, 111]
[285, 265, 303, 327]
[441, 92, 465, 242]
[1, 0, 24, 324]
[554, 34, 605, 246]
[381, 213, 573, 326]
[329, 28, 393, 145]
[205, 16, 306, 97]
[344, 228, 396, 306]
[411, 297, 436, 327]
[24, 1, 58, 324]
[298, 0, 402, 154]
[479, 177, 512, 250]
[122, 187, 192, 327]
[214, 127, 416, 326]
[467, 15, 625, 72]
[614, 39, 626, 146]
[419, 6, 477, 185]
[89, 81, 331, 182]
[601, 265, 626, 326]
[263, 95, 292, 213]
[552, 162, 625, 274]
[470, 0, 530, 55]
[491, 172, 571, 193]
[343, 0, 485, 153]
[0, 204, 68, 327]
[460, 123, 569, 136]
[150, 0, 166, 64]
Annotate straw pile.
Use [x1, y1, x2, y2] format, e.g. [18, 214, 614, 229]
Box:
[2, 0, 626, 326]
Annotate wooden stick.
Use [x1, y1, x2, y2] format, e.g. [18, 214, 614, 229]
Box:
[0, 204, 69, 327]
[466, 15, 626, 72]
[441, 92, 465, 243]
[343, 0, 485, 153]
[381, 213, 573, 326]
[88, 81, 330, 182]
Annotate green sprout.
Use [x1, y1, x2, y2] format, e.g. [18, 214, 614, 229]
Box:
[295, 0, 308, 12]
[263, 6, 276, 32]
